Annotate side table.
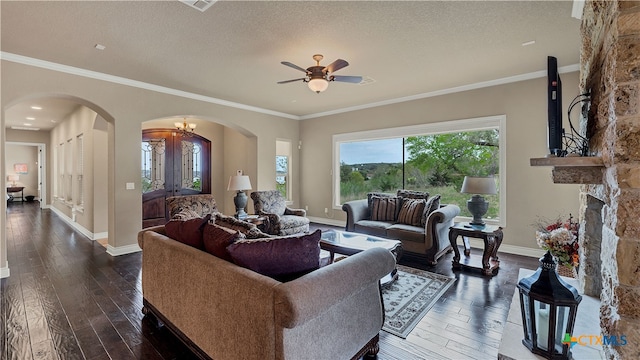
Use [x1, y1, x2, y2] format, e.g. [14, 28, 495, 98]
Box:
[449, 223, 503, 276]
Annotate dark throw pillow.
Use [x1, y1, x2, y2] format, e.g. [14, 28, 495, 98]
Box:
[164, 213, 211, 249]
[370, 196, 401, 222]
[421, 194, 442, 227]
[396, 189, 430, 200]
[226, 229, 322, 281]
[203, 223, 245, 261]
[397, 198, 426, 226]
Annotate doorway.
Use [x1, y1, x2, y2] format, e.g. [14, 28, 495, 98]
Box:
[141, 129, 211, 227]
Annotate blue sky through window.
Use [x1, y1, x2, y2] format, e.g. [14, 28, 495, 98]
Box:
[340, 138, 403, 165]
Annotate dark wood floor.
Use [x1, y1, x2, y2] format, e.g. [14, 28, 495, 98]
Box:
[2, 202, 539, 360]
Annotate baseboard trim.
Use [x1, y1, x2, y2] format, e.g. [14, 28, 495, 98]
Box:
[106, 244, 141, 257]
[0, 261, 10, 278]
[49, 206, 107, 240]
[307, 216, 345, 228]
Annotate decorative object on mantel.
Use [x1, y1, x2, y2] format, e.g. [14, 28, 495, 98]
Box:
[227, 170, 252, 219]
[174, 117, 196, 137]
[517, 252, 582, 360]
[460, 176, 497, 226]
[534, 214, 579, 270]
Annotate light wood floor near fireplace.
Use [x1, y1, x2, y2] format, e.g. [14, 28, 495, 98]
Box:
[2, 202, 539, 360]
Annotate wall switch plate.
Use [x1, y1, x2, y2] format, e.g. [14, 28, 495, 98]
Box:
[126, 182, 135, 190]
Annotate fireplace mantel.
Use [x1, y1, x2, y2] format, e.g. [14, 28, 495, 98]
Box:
[530, 156, 604, 184]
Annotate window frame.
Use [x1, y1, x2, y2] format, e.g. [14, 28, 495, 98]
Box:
[332, 115, 507, 226]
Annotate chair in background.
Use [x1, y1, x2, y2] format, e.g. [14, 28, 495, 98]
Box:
[250, 190, 309, 235]
[165, 194, 219, 219]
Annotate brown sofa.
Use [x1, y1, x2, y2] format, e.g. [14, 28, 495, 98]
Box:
[342, 191, 460, 265]
[137, 226, 396, 360]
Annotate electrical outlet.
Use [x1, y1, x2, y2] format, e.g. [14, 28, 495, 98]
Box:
[324, 207, 328, 214]
[305, 205, 309, 211]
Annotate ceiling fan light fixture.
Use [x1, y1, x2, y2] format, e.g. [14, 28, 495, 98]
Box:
[308, 78, 329, 93]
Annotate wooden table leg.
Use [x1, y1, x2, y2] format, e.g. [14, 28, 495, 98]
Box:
[449, 230, 461, 268]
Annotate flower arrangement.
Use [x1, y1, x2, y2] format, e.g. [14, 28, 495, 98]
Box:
[534, 214, 579, 268]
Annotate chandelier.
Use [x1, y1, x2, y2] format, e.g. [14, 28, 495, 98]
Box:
[174, 118, 197, 136]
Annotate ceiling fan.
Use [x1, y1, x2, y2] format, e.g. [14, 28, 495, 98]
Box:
[277, 54, 363, 93]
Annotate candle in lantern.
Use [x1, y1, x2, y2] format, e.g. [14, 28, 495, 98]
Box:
[537, 307, 549, 348]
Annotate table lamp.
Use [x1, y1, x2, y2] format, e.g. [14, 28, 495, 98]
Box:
[460, 176, 497, 226]
[7, 175, 19, 186]
[227, 171, 252, 219]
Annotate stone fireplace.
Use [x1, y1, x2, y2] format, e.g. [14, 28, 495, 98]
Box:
[575, 1, 640, 359]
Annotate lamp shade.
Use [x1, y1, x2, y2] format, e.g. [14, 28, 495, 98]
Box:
[227, 175, 252, 191]
[308, 78, 329, 93]
[7, 175, 19, 183]
[460, 176, 497, 195]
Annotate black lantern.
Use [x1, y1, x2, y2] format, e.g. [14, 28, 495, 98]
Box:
[517, 251, 582, 359]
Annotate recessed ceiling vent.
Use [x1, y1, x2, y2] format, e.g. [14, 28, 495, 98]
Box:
[180, 0, 217, 12]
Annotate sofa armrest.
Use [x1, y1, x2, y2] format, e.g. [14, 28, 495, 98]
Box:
[425, 204, 460, 251]
[274, 247, 395, 329]
[137, 225, 167, 249]
[341, 199, 369, 231]
[284, 207, 306, 217]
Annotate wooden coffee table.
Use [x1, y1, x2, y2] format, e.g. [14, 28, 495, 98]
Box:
[320, 229, 403, 286]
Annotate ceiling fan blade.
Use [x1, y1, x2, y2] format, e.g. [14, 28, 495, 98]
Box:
[281, 61, 310, 74]
[277, 78, 306, 84]
[331, 75, 363, 84]
[324, 59, 349, 74]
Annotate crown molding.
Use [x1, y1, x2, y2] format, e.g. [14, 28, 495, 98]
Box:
[2, 52, 579, 122]
[0, 52, 299, 120]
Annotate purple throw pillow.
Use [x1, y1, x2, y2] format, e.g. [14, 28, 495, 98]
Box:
[203, 222, 244, 261]
[226, 229, 321, 281]
[164, 213, 211, 249]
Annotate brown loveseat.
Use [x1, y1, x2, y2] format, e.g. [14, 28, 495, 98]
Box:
[342, 190, 460, 265]
[137, 226, 395, 360]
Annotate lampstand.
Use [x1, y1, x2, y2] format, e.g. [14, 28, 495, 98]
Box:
[227, 173, 252, 219]
[460, 176, 497, 226]
[517, 251, 582, 360]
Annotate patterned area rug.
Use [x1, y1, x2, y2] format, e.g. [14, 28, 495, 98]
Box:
[382, 265, 456, 338]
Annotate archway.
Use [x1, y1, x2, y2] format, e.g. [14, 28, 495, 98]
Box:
[2, 94, 115, 274]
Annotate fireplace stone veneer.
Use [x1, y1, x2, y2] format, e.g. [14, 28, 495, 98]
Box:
[577, 1, 640, 359]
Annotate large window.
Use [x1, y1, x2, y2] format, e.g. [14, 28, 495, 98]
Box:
[333, 116, 506, 225]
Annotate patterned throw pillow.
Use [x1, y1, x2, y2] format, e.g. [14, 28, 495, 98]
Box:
[421, 194, 442, 227]
[370, 196, 401, 222]
[226, 229, 322, 281]
[396, 189, 430, 200]
[213, 213, 271, 239]
[397, 198, 426, 226]
[164, 213, 211, 249]
[203, 223, 245, 261]
[367, 192, 395, 217]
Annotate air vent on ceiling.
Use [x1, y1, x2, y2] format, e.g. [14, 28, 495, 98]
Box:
[358, 76, 376, 86]
[11, 126, 40, 131]
[180, 0, 217, 12]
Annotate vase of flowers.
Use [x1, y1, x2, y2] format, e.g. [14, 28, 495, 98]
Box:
[534, 214, 579, 275]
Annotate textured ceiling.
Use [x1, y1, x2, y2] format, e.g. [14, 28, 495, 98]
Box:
[2, 1, 582, 130]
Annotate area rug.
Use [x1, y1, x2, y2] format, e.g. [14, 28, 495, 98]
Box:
[382, 265, 456, 338]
